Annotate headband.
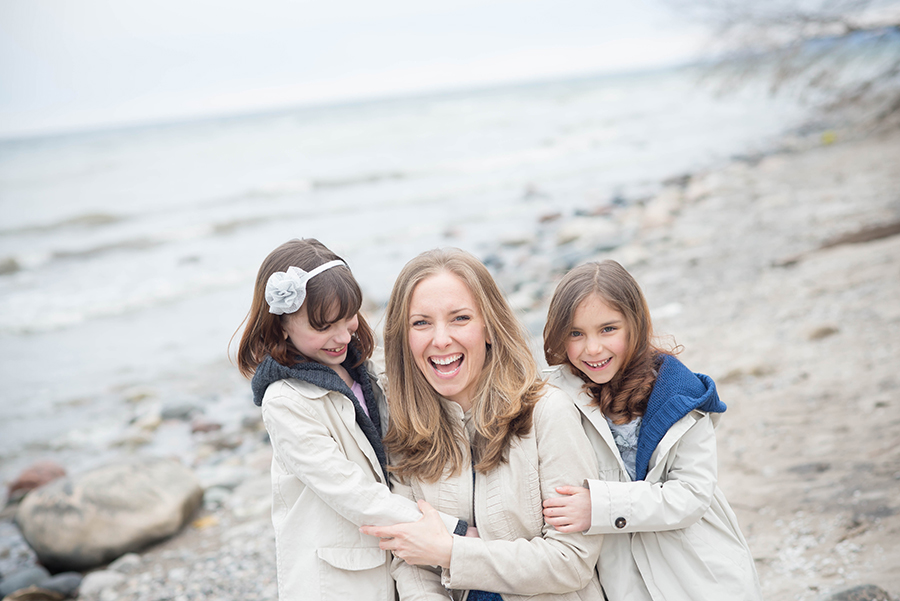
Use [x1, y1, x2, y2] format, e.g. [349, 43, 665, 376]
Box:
[265, 259, 347, 315]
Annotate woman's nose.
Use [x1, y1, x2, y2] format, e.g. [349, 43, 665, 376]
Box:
[432, 324, 451, 348]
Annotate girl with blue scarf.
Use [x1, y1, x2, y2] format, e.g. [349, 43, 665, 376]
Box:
[542, 261, 762, 601]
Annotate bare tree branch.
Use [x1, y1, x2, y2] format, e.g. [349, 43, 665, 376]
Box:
[670, 0, 900, 125]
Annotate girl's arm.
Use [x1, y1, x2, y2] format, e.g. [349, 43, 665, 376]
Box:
[261, 384, 460, 532]
[546, 412, 718, 535]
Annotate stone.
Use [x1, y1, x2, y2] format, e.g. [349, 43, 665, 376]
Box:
[76, 570, 125, 601]
[7, 462, 66, 504]
[160, 401, 200, 420]
[106, 552, 141, 574]
[0, 586, 65, 600]
[0, 565, 50, 597]
[40, 572, 83, 597]
[190, 418, 222, 433]
[14, 457, 203, 572]
[818, 584, 893, 601]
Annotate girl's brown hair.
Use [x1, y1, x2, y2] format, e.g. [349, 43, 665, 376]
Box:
[383, 248, 543, 483]
[543, 260, 672, 424]
[235, 238, 374, 377]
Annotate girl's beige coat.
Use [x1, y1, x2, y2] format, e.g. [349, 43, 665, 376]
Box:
[260, 361, 456, 601]
[547, 365, 763, 601]
[391, 386, 605, 601]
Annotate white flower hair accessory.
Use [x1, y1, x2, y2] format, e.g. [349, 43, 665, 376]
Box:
[265, 259, 347, 315]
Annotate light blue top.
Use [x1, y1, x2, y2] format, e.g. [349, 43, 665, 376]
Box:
[604, 415, 642, 481]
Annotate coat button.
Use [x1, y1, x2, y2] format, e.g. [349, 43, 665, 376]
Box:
[615, 517, 627, 529]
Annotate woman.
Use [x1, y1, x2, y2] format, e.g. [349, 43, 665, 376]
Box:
[361, 248, 604, 601]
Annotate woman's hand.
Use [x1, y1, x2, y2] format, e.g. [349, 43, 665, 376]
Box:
[542, 485, 591, 533]
[360, 499, 454, 567]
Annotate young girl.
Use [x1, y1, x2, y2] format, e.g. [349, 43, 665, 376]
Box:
[236, 238, 465, 601]
[541, 260, 762, 601]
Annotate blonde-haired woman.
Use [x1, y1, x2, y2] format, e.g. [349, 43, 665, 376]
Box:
[361, 248, 603, 601]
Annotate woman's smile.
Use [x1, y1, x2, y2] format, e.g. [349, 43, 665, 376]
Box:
[408, 271, 488, 411]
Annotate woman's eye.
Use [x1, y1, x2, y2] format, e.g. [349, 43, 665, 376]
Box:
[412, 320, 427, 327]
[454, 315, 470, 323]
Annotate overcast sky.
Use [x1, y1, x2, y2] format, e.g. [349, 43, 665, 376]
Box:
[0, 0, 705, 138]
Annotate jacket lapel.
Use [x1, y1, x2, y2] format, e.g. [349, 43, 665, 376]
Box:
[551, 367, 630, 475]
[333, 392, 388, 485]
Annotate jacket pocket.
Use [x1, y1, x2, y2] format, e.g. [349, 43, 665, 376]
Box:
[316, 547, 391, 600]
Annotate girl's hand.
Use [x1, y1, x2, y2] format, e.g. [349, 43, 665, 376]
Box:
[542, 485, 591, 533]
[360, 500, 454, 567]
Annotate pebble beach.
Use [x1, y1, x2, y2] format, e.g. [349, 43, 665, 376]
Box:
[2, 112, 899, 600]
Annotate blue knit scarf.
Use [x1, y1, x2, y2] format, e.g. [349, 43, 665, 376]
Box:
[634, 354, 726, 481]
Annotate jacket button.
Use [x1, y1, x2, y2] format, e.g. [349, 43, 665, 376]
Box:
[615, 517, 627, 529]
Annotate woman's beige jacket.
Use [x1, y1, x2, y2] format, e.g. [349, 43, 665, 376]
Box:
[547, 365, 762, 601]
[391, 386, 605, 601]
[260, 361, 458, 601]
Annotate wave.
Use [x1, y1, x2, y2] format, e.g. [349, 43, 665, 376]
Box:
[311, 171, 406, 190]
[0, 212, 124, 236]
[51, 237, 161, 260]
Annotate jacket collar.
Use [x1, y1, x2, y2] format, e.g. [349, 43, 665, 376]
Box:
[546, 355, 725, 481]
[251, 346, 390, 484]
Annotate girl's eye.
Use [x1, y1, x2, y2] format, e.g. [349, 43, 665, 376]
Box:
[315, 324, 332, 333]
[602, 326, 617, 333]
[569, 331, 582, 338]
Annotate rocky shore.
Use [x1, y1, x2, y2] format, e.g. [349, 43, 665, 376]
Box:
[2, 123, 898, 601]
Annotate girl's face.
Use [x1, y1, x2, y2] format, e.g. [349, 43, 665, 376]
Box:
[407, 271, 488, 412]
[283, 303, 358, 369]
[566, 293, 629, 385]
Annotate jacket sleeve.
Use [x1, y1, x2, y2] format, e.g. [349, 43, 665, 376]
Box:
[389, 477, 457, 600]
[585, 411, 717, 535]
[443, 389, 603, 595]
[261, 382, 458, 532]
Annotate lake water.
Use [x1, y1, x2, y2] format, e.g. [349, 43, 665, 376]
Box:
[0, 65, 807, 483]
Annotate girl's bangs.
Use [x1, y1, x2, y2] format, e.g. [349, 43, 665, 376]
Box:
[305, 275, 362, 329]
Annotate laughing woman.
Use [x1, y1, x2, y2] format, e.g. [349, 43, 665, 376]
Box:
[361, 248, 604, 601]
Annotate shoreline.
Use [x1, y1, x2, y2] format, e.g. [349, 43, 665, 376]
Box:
[2, 122, 899, 601]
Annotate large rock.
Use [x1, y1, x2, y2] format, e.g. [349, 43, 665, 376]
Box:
[14, 457, 202, 572]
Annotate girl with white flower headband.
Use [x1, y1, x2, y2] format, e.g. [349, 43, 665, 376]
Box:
[236, 238, 467, 601]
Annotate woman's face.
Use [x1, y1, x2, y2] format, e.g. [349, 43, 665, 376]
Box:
[407, 271, 488, 412]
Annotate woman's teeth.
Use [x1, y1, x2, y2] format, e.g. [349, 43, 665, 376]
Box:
[431, 354, 462, 366]
[430, 354, 463, 374]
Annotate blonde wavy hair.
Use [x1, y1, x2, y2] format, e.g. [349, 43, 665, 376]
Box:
[383, 248, 544, 483]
